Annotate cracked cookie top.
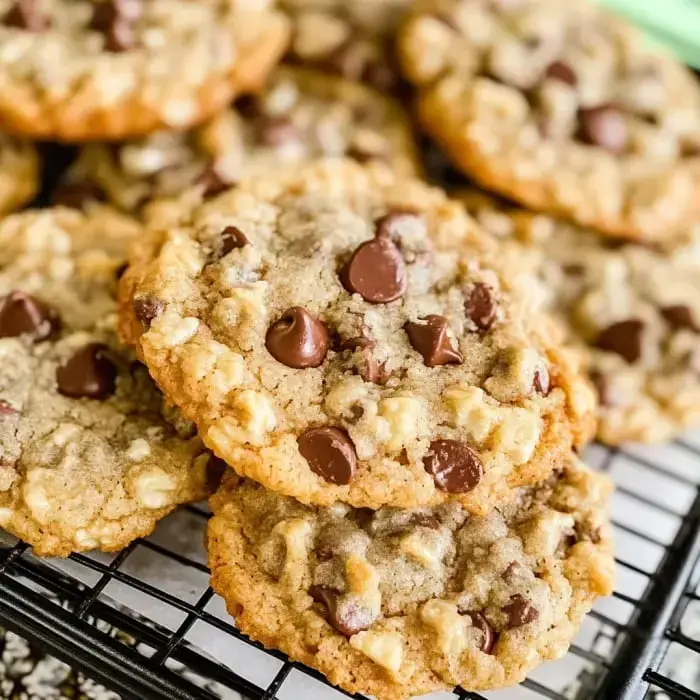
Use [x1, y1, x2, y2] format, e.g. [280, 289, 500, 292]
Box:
[0, 0, 289, 140]
[461, 189, 700, 444]
[208, 456, 614, 699]
[55, 67, 421, 213]
[398, 0, 700, 243]
[120, 159, 595, 510]
[0, 207, 216, 557]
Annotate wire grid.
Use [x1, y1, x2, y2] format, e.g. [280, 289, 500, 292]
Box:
[0, 438, 698, 700]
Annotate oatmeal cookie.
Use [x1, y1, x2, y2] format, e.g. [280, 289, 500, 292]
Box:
[208, 456, 614, 698]
[0, 134, 38, 213]
[0, 207, 217, 557]
[0, 0, 289, 141]
[398, 0, 700, 243]
[119, 159, 595, 511]
[282, 0, 410, 93]
[460, 189, 700, 444]
[55, 67, 421, 213]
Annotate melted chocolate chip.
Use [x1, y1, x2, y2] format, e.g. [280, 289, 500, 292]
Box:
[194, 163, 231, 198]
[357, 348, 390, 385]
[596, 319, 644, 364]
[465, 283, 497, 331]
[3, 0, 48, 31]
[0, 400, 17, 415]
[309, 586, 375, 637]
[56, 343, 118, 399]
[661, 305, 699, 332]
[466, 612, 498, 654]
[423, 439, 483, 493]
[341, 235, 407, 303]
[544, 61, 577, 86]
[405, 315, 463, 367]
[219, 226, 249, 257]
[533, 366, 550, 395]
[298, 427, 357, 485]
[266, 307, 329, 369]
[0, 291, 60, 342]
[578, 104, 628, 154]
[502, 594, 539, 628]
[91, 0, 141, 52]
[256, 116, 302, 147]
[133, 296, 164, 329]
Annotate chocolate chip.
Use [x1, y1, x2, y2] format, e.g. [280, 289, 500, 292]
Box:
[533, 366, 550, 395]
[405, 315, 463, 367]
[194, 163, 231, 198]
[346, 143, 388, 165]
[256, 116, 302, 147]
[466, 612, 498, 654]
[544, 61, 577, 86]
[0, 291, 60, 342]
[298, 427, 357, 485]
[578, 104, 628, 154]
[423, 439, 483, 493]
[596, 319, 644, 364]
[309, 586, 375, 637]
[502, 594, 539, 628]
[266, 307, 329, 369]
[51, 180, 104, 209]
[3, 0, 48, 31]
[91, 0, 141, 52]
[465, 283, 497, 331]
[132, 296, 164, 329]
[341, 235, 407, 304]
[357, 348, 390, 385]
[340, 335, 376, 351]
[115, 263, 128, 280]
[0, 400, 17, 415]
[56, 343, 117, 400]
[661, 305, 699, 332]
[233, 94, 261, 119]
[374, 210, 423, 241]
[219, 226, 249, 257]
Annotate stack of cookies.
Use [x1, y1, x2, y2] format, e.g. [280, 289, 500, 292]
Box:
[4, 0, 699, 697]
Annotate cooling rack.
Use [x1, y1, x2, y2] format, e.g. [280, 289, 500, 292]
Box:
[0, 438, 699, 700]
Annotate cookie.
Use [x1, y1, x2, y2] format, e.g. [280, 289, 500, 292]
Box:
[459, 190, 700, 444]
[54, 67, 421, 213]
[208, 456, 614, 698]
[398, 0, 700, 244]
[0, 0, 289, 141]
[282, 0, 409, 93]
[119, 159, 595, 511]
[0, 207, 217, 557]
[0, 134, 38, 213]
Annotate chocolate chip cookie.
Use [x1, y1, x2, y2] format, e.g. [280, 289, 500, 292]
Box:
[0, 207, 217, 557]
[119, 159, 595, 511]
[55, 67, 421, 213]
[0, 134, 38, 213]
[398, 0, 700, 243]
[0, 0, 289, 141]
[460, 190, 700, 444]
[208, 456, 614, 698]
[282, 0, 410, 93]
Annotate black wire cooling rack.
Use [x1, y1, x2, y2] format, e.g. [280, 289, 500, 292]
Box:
[0, 438, 699, 700]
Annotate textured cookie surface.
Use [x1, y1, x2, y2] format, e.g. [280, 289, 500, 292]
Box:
[120, 160, 595, 510]
[282, 0, 410, 93]
[0, 0, 289, 140]
[0, 207, 215, 557]
[56, 67, 421, 213]
[0, 134, 38, 213]
[398, 0, 700, 243]
[208, 457, 614, 698]
[461, 191, 700, 444]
